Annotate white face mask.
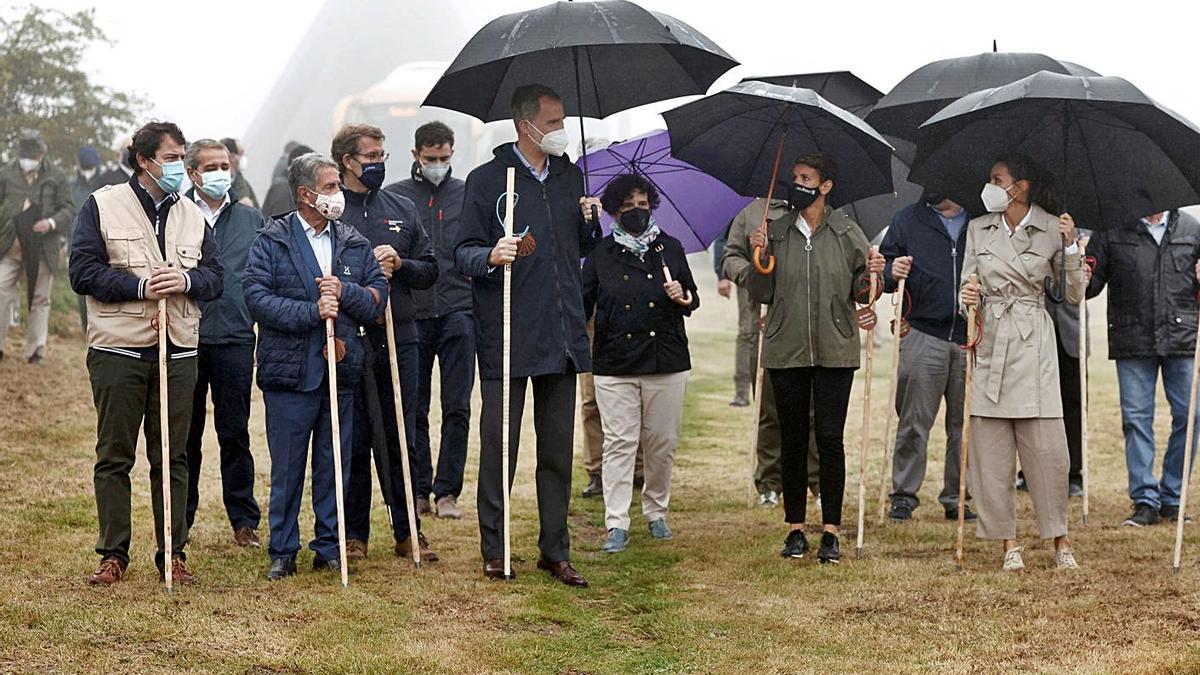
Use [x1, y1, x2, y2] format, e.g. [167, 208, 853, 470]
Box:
[525, 122, 569, 157]
[306, 188, 345, 221]
[420, 161, 450, 186]
[18, 158, 39, 173]
[80, 167, 97, 181]
[981, 182, 1017, 213]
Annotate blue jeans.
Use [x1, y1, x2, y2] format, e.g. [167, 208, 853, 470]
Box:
[416, 311, 476, 500]
[1116, 358, 1200, 509]
[264, 386, 354, 562]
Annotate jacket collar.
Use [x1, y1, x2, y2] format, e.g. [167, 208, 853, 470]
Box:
[493, 142, 572, 180]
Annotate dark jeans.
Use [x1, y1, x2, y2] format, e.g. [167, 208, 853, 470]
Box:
[478, 372, 575, 562]
[184, 342, 260, 531]
[88, 350, 196, 567]
[263, 385, 354, 562]
[768, 366, 855, 526]
[416, 312, 476, 500]
[347, 334, 419, 542]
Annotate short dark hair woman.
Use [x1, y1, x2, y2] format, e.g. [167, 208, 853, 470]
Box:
[582, 173, 698, 553]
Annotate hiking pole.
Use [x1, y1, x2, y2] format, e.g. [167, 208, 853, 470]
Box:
[323, 268, 349, 588]
[748, 305, 767, 508]
[956, 273, 980, 569]
[855, 259, 880, 560]
[384, 295, 422, 568]
[1078, 238, 1090, 526]
[156, 267, 172, 592]
[1172, 303, 1200, 573]
[877, 277, 906, 521]
[501, 167, 516, 580]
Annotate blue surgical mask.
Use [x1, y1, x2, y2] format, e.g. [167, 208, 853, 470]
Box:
[152, 158, 186, 193]
[197, 169, 232, 199]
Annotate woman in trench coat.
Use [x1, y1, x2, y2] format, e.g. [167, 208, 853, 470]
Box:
[959, 153, 1084, 571]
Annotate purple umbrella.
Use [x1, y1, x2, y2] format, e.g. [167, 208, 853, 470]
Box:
[581, 130, 752, 253]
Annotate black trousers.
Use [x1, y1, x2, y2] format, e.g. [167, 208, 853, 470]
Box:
[347, 335, 420, 543]
[477, 372, 576, 562]
[184, 343, 260, 531]
[416, 311, 476, 500]
[1057, 340, 1083, 481]
[768, 366, 855, 526]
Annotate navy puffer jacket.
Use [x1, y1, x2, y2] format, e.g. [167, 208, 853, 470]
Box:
[244, 213, 387, 391]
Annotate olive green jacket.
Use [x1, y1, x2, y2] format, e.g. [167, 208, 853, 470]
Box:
[724, 206, 873, 369]
[0, 159, 75, 269]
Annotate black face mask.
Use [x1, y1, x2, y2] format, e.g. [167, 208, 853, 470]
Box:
[787, 183, 820, 211]
[619, 207, 651, 235]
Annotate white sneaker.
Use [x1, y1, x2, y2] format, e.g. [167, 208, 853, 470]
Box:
[758, 490, 779, 508]
[1002, 546, 1025, 572]
[1055, 547, 1079, 570]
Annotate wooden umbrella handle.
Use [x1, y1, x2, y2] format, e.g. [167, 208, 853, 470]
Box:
[753, 131, 788, 276]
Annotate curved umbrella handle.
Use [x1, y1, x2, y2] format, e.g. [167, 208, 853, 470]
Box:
[753, 245, 776, 275]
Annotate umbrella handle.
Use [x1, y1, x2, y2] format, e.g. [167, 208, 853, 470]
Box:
[753, 246, 776, 275]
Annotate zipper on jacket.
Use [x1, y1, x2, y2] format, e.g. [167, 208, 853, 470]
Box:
[541, 181, 570, 362]
[950, 242, 958, 342]
[805, 235, 814, 367]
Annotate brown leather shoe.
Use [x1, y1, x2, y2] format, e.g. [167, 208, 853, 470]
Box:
[483, 558, 515, 580]
[87, 557, 126, 586]
[346, 538, 368, 561]
[394, 532, 439, 563]
[537, 558, 588, 588]
[233, 527, 260, 548]
[416, 496, 432, 515]
[157, 556, 196, 585]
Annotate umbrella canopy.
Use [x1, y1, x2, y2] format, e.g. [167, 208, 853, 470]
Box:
[740, 71, 883, 117]
[910, 71, 1200, 231]
[867, 51, 1100, 141]
[422, 0, 738, 122]
[581, 130, 753, 252]
[663, 81, 895, 208]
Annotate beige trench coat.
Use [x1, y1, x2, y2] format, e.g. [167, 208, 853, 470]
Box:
[960, 204, 1084, 418]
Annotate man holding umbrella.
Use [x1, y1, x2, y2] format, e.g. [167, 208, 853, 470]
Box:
[456, 83, 600, 586]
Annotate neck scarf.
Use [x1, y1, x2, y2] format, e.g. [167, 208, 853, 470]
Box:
[612, 217, 661, 261]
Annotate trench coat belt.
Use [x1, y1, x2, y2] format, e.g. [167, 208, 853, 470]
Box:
[982, 294, 1044, 404]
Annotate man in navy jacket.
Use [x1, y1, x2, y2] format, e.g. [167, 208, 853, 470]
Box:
[243, 152, 387, 581]
[880, 194, 975, 522]
[456, 84, 600, 587]
[329, 123, 439, 562]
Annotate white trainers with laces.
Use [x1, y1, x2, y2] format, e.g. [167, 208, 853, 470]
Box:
[1055, 547, 1079, 570]
[1002, 546, 1025, 572]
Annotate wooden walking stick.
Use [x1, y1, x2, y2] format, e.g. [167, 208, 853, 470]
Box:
[501, 167, 516, 580]
[156, 274, 172, 592]
[877, 277, 906, 521]
[1171, 303, 1200, 574]
[1078, 238, 1090, 526]
[384, 296, 422, 568]
[748, 305, 768, 507]
[955, 273, 980, 568]
[323, 267, 350, 588]
[855, 257, 880, 560]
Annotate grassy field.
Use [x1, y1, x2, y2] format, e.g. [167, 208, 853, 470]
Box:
[2, 267, 1200, 674]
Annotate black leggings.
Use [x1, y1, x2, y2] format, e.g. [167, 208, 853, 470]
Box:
[768, 367, 855, 526]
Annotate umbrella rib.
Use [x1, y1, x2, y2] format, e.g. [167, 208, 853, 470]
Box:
[1070, 106, 1109, 227]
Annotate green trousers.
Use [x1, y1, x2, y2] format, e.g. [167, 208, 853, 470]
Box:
[88, 349, 196, 566]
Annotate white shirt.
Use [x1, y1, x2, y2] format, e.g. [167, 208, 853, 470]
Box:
[298, 212, 333, 272]
[193, 192, 230, 227]
[1143, 213, 1169, 245]
[1004, 207, 1078, 254]
[794, 214, 813, 240]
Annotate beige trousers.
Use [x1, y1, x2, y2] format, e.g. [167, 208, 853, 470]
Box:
[969, 416, 1069, 540]
[595, 371, 689, 531]
[580, 317, 642, 477]
[0, 239, 51, 359]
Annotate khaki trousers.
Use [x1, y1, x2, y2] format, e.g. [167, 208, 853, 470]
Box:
[0, 239, 51, 359]
[969, 416, 1069, 540]
[580, 317, 642, 477]
[595, 371, 689, 531]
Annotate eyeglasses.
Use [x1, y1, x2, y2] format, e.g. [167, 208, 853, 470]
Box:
[355, 152, 389, 163]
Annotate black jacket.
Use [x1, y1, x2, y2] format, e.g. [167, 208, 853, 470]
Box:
[187, 188, 264, 346]
[880, 202, 969, 345]
[385, 162, 472, 320]
[340, 187, 438, 342]
[583, 233, 698, 376]
[455, 143, 600, 380]
[1086, 210, 1200, 360]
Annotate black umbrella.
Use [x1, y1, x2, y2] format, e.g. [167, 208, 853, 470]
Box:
[910, 70, 1200, 234]
[13, 206, 43, 307]
[422, 0, 738, 221]
[867, 47, 1099, 141]
[739, 72, 922, 240]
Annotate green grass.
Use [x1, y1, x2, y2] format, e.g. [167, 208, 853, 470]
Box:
[2, 266, 1200, 673]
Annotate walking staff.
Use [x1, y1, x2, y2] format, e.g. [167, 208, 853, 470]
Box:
[157, 290, 172, 591]
[855, 264, 879, 559]
[385, 296, 423, 568]
[956, 274, 979, 568]
[501, 167, 515, 579]
[877, 277, 906, 521]
[323, 267, 349, 588]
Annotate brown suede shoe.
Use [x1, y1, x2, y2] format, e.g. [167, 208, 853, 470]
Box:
[87, 557, 126, 586]
[395, 532, 438, 563]
[346, 539, 368, 561]
[233, 527, 260, 548]
[538, 558, 588, 587]
[416, 496, 432, 515]
[157, 556, 196, 585]
[483, 558, 515, 580]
